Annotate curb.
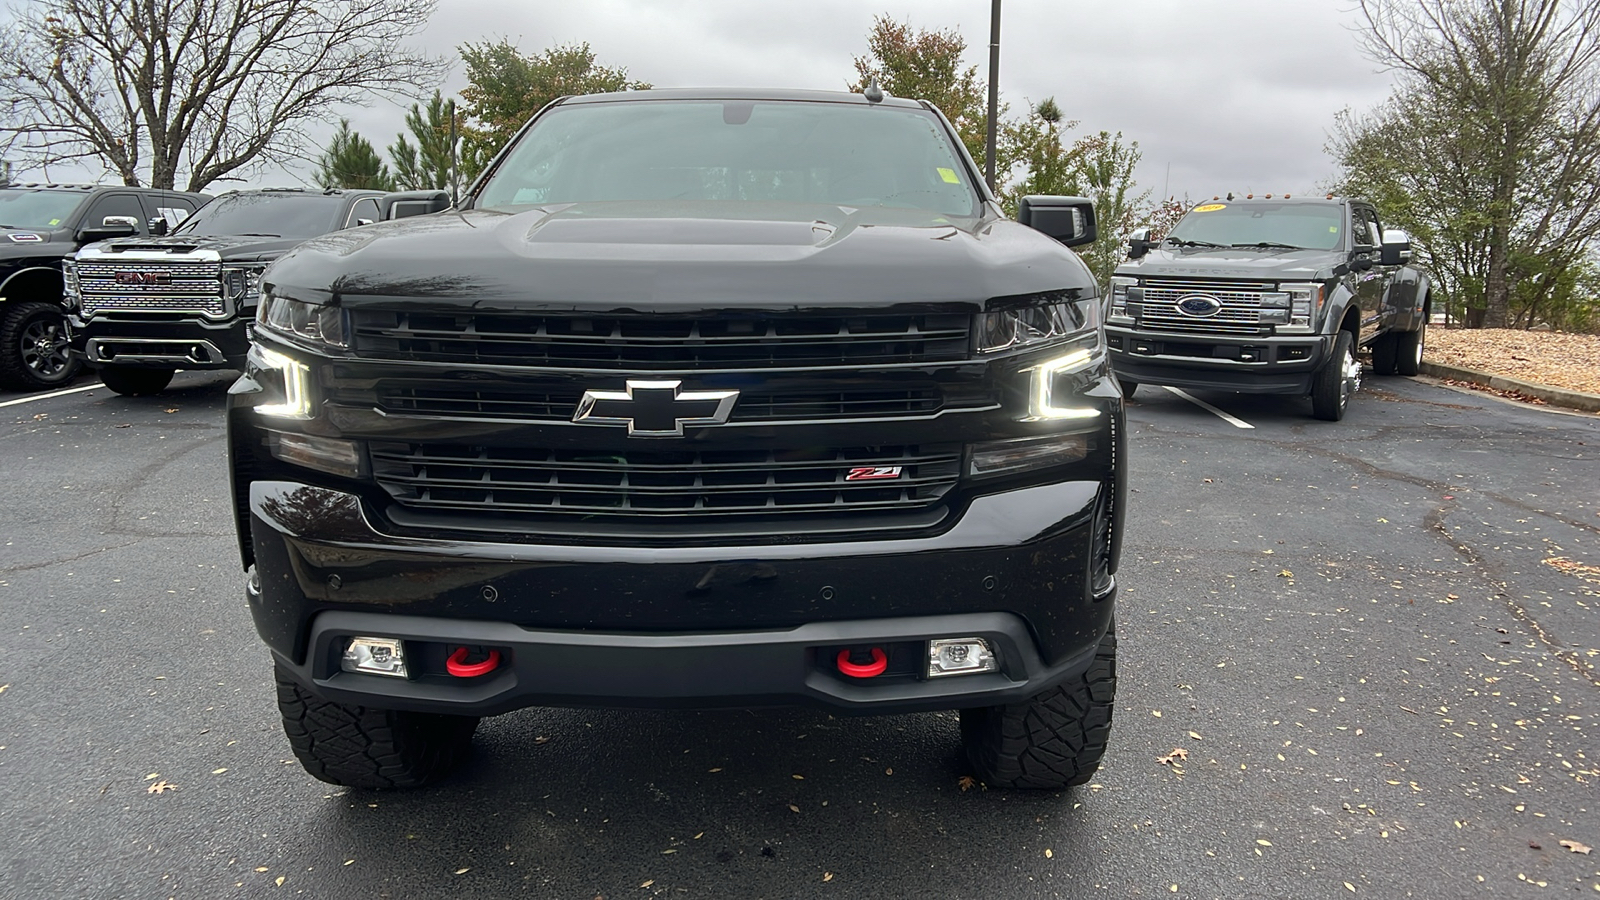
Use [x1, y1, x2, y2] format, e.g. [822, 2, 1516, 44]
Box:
[1419, 361, 1600, 413]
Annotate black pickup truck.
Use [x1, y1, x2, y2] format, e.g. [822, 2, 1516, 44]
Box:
[65, 188, 444, 396]
[1107, 196, 1430, 420]
[0, 182, 208, 390]
[229, 88, 1125, 790]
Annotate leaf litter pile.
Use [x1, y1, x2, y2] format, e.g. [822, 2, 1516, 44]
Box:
[1426, 328, 1600, 394]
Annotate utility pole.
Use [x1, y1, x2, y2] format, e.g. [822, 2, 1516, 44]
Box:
[985, 0, 1000, 194]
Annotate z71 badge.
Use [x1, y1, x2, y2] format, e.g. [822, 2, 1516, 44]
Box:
[845, 465, 903, 481]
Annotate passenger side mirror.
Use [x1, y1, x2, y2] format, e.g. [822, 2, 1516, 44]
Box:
[1127, 226, 1153, 259]
[77, 215, 139, 242]
[1380, 229, 1412, 266]
[1018, 195, 1098, 248]
[148, 217, 170, 236]
[378, 190, 451, 221]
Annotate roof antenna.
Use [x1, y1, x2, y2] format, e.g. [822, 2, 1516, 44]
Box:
[863, 77, 884, 104]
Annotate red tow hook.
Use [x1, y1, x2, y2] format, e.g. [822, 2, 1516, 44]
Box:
[836, 647, 888, 678]
[446, 646, 501, 678]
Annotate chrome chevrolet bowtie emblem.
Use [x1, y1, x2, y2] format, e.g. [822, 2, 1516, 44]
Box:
[573, 380, 740, 437]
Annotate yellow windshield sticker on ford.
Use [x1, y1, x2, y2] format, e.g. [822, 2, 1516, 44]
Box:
[1193, 203, 1227, 212]
[937, 167, 960, 184]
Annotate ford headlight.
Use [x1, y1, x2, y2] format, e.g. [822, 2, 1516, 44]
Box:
[976, 291, 1102, 354]
[1279, 282, 1324, 333]
[1108, 276, 1136, 321]
[257, 290, 347, 349]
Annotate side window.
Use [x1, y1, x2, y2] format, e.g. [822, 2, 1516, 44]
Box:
[148, 198, 197, 231]
[347, 198, 380, 228]
[1348, 208, 1372, 249]
[83, 193, 149, 234]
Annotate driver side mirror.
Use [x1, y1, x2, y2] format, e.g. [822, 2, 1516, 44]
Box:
[1380, 229, 1412, 266]
[76, 215, 139, 242]
[1127, 226, 1153, 259]
[148, 217, 169, 236]
[1017, 195, 1097, 247]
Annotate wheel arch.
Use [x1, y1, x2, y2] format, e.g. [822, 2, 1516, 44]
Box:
[0, 266, 66, 305]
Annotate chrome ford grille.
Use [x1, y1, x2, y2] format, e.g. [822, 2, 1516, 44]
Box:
[1137, 277, 1271, 336]
[370, 442, 961, 520]
[350, 310, 972, 369]
[77, 260, 225, 318]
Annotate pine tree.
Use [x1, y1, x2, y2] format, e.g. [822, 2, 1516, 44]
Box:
[316, 120, 395, 191]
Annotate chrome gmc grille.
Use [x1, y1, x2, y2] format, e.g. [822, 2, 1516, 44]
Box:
[1137, 277, 1271, 336]
[370, 442, 961, 521]
[76, 260, 225, 318]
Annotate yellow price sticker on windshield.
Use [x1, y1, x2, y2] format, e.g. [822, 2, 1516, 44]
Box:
[48, 218, 61, 226]
[1193, 203, 1227, 212]
[936, 167, 961, 184]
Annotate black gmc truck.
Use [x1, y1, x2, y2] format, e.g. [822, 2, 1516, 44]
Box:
[1107, 196, 1430, 420]
[0, 182, 208, 391]
[66, 188, 441, 396]
[229, 88, 1125, 790]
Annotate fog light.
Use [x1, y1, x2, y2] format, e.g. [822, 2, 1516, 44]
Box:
[269, 431, 362, 478]
[927, 637, 998, 678]
[341, 637, 408, 678]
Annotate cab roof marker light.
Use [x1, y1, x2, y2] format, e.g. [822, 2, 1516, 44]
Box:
[254, 345, 313, 418]
[1025, 347, 1103, 421]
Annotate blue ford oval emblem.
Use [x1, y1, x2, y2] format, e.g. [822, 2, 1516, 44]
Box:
[1177, 294, 1222, 317]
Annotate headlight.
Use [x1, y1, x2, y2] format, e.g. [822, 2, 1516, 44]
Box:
[1108, 276, 1136, 320]
[1280, 283, 1324, 333]
[252, 345, 314, 418]
[976, 291, 1101, 354]
[222, 264, 267, 305]
[62, 260, 80, 311]
[257, 290, 347, 348]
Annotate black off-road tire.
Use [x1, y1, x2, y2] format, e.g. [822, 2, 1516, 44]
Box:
[275, 662, 479, 789]
[1395, 321, 1425, 377]
[97, 366, 176, 397]
[0, 301, 82, 391]
[1116, 377, 1138, 399]
[960, 624, 1116, 790]
[1370, 332, 1399, 376]
[1311, 331, 1357, 422]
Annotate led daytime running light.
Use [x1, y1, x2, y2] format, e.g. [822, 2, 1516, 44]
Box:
[254, 345, 313, 418]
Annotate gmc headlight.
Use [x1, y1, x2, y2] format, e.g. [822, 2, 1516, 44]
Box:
[257, 290, 348, 348]
[223, 264, 268, 305]
[62, 259, 80, 311]
[976, 291, 1101, 354]
[1279, 283, 1324, 333]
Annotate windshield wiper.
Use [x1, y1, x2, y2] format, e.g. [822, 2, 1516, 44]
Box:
[1232, 241, 1304, 250]
[1167, 238, 1225, 248]
[229, 232, 282, 238]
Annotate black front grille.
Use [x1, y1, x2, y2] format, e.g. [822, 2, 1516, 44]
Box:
[370, 442, 961, 520]
[375, 384, 945, 423]
[350, 310, 972, 369]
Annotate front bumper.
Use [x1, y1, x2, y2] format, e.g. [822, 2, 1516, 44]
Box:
[69, 315, 248, 369]
[248, 478, 1116, 716]
[1106, 325, 1332, 394]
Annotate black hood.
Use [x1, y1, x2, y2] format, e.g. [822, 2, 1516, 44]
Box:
[263, 202, 1097, 313]
[1117, 245, 1339, 282]
[1, 227, 70, 262]
[89, 233, 306, 262]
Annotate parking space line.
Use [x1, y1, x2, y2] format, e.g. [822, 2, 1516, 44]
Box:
[1164, 386, 1255, 429]
[0, 383, 101, 409]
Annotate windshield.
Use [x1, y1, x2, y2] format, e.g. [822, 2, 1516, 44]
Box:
[0, 189, 87, 230]
[176, 192, 347, 239]
[1166, 202, 1345, 251]
[476, 99, 980, 217]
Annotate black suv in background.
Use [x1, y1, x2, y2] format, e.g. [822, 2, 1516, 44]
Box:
[0, 182, 208, 390]
[230, 88, 1125, 791]
[1108, 196, 1430, 420]
[66, 188, 442, 396]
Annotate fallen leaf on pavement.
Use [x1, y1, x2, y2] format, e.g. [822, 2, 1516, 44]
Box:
[958, 775, 977, 791]
[640, 879, 654, 888]
[1559, 840, 1591, 854]
[1157, 748, 1188, 766]
[146, 780, 176, 794]
[823, 872, 834, 882]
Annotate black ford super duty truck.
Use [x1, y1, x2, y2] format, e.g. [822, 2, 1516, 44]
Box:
[0, 182, 208, 390]
[229, 88, 1125, 790]
[66, 188, 444, 396]
[1107, 196, 1430, 420]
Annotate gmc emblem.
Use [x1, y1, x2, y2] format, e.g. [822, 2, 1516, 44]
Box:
[845, 465, 903, 482]
[115, 270, 171, 286]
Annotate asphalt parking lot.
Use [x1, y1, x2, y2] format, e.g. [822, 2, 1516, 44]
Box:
[2, 371, 1596, 899]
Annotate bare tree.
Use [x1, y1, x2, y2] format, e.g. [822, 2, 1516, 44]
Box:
[0, 0, 446, 192]
[1353, 0, 1600, 328]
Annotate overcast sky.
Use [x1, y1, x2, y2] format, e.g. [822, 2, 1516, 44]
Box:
[22, 0, 1402, 201]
